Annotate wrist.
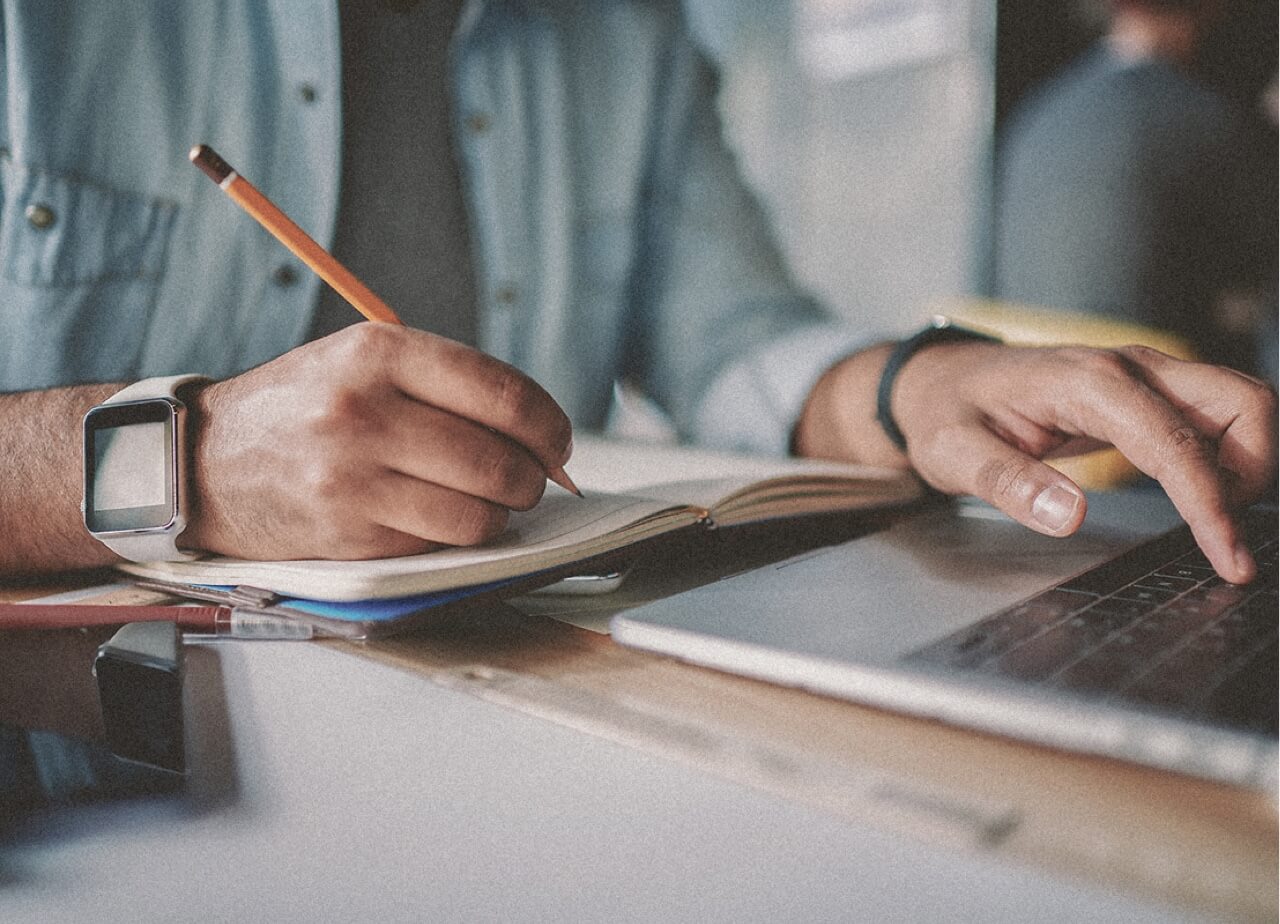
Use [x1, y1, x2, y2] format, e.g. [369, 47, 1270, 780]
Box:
[890, 339, 1002, 449]
[877, 323, 1000, 454]
[179, 378, 221, 553]
[794, 344, 905, 467]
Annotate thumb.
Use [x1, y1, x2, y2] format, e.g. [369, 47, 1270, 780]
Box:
[917, 425, 1088, 537]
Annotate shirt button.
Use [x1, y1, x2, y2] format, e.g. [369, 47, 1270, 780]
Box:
[25, 203, 56, 230]
[494, 284, 518, 306]
[298, 83, 318, 104]
[465, 112, 491, 135]
[272, 264, 299, 287]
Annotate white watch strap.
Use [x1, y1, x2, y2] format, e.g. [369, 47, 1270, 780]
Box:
[99, 528, 198, 563]
[94, 374, 210, 562]
[102, 374, 210, 406]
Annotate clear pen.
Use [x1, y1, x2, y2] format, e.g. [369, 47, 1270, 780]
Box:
[195, 607, 318, 640]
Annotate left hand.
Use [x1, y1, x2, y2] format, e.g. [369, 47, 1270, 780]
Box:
[797, 342, 1277, 584]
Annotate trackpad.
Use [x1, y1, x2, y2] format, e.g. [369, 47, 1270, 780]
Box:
[612, 497, 1175, 667]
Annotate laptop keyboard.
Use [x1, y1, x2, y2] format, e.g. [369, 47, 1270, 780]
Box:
[905, 508, 1278, 736]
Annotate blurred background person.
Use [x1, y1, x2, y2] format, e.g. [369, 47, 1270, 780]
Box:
[991, 0, 1277, 380]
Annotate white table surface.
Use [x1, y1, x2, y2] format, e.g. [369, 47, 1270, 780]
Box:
[2, 638, 1202, 923]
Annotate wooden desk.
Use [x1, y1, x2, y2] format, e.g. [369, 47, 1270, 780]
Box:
[3, 568, 1275, 922]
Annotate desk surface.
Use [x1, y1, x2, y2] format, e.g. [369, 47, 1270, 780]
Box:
[0, 560, 1274, 923]
[0, 635, 1216, 924]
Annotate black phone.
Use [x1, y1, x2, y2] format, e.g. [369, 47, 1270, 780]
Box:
[0, 623, 186, 842]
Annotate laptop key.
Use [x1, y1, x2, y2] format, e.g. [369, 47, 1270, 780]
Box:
[1159, 588, 1243, 623]
[1059, 536, 1191, 596]
[1127, 613, 1197, 651]
[986, 630, 1088, 682]
[911, 602, 1072, 668]
[1175, 549, 1214, 570]
[1155, 562, 1215, 582]
[1086, 597, 1155, 619]
[916, 625, 1011, 670]
[1240, 592, 1277, 621]
[1052, 633, 1150, 693]
[1113, 584, 1178, 606]
[1060, 607, 1140, 644]
[1017, 588, 1097, 614]
[1121, 646, 1216, 715]
[1133, 574, 1197, 594]
[1198, 644, 1279, 735]
[1178, 623, 1242, 661]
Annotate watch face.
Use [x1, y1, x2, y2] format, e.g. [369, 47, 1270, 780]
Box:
[83, 400, 178, 533]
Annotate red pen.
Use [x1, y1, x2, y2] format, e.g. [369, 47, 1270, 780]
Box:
[0, 603, 315, 639]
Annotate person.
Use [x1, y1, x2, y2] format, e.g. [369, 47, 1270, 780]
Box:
[993, 0, 1276, 377]
[0, 2, 1273, 586]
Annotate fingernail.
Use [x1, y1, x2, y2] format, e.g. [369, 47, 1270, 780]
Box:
[1234, 541, 1256, 582]
[1031, 485, 1079, 532]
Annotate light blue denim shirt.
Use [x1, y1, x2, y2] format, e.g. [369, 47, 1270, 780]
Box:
[0, 0, 868, 454]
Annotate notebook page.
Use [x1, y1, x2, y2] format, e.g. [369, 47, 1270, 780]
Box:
[568, 435, 916, 510]
[122, 489, 699, 601]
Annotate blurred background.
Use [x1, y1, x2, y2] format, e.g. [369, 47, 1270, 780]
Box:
[683, 0, 1276, 363]
[613, 0, 1277, 441]
[685, 0, 995, 342]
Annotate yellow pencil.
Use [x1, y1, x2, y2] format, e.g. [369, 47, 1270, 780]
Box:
[190, 144, 401, 325]
[189, 144, 581, 497]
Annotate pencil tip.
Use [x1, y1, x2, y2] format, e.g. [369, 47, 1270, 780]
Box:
[548, 466, 584, 498]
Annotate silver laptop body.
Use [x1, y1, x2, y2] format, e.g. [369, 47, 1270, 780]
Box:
[611, 493, 1278, 789]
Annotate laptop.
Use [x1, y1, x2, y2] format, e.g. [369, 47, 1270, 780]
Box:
[610, 492, 1278, 789]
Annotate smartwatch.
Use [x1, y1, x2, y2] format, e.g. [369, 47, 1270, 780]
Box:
[82, 375, 210, 562]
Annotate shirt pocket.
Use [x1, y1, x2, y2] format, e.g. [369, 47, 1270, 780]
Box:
[0, 160, 177, 286]
[0, 160, 179, 389]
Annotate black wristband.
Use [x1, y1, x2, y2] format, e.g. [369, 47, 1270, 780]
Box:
[874, 321, 1000, 453]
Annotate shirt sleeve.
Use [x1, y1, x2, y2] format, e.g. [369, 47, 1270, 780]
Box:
[620, 19, 872, 456]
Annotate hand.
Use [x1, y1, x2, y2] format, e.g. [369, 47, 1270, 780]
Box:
[798, 342, 1277, 583]
[182, 323, 574, 560]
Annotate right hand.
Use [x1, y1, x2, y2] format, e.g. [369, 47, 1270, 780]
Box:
[182, 323, 573, 560]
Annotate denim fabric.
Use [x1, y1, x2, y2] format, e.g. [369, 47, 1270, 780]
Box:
[0, 0, 868, 453]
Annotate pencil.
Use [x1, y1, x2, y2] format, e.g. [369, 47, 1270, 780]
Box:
[189, 144, 581, 497]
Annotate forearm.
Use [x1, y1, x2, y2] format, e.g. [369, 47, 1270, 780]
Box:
[0, 383, 122, 574]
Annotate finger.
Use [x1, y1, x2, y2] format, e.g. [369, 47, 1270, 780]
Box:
[331, 525, 443, 561]
[378, 394, 547, 511]
[913, 422, 1088, 537]
[1118, 346, 1278, 506]
[1055, 353, 1251, 583]
[354, 324, 574, 471]
[369, 469, 511, 547]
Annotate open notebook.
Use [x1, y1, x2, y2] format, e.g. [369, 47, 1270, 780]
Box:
[120, 436, 923, 603]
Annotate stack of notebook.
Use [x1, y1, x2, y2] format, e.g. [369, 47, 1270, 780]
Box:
[121, 436, 923, 637]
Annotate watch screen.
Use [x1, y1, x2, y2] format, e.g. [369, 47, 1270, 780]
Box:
[84, 401, 177, 533]
[93, 423, 168, 510]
